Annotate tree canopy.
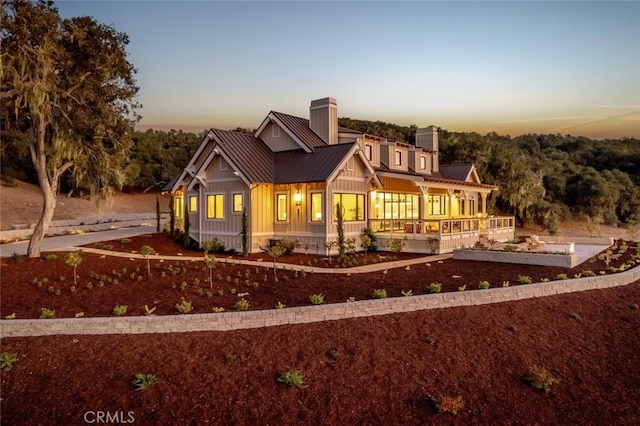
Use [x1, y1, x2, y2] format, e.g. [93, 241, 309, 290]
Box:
[1, 0, 140, 256]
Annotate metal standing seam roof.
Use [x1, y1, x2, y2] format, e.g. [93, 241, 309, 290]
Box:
[273, 143, 356, 183]
[210, 129, 274, 183]
[270, 111, 327, 149]
[439, 164, 474, 182]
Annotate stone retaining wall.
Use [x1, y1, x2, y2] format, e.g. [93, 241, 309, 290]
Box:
[2, 265, 638, 338]
[453, 249, 578, 267]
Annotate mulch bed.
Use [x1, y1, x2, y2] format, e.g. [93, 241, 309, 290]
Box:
[1, 233, 638, 319]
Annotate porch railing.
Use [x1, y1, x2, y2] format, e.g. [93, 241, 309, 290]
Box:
[368, 216, 515, 239]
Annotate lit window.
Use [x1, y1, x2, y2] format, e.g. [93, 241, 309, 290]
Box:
[174, 196, 183, 218]
[428, 195, 446, 216]
[420, 156, 427, 170]
[333, 193, 365, 222]
[395, 150, 402, 166]
[276, 193, 287, 221]
[310, 192, 323, 222]
[233, 193, 243, 213]
[189, 196, 198, 213]
[206, 194, 224, 219]
[458, 199, 465, 216]
[365, 144, 373, 161]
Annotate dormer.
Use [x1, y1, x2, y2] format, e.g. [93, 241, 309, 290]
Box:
[416, 125, 439, 173]
[409, 148, 432, 175]
[380, 141, 410, 172]
[356, 135, 383, 168]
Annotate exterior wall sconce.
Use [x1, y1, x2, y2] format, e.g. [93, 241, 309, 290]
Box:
[294, 191, 302, 206]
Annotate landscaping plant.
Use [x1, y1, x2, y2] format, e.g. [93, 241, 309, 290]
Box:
[278, 370, 305, 388]
[431, 394, 465, 415]
[309, 294, 325, 305]
[139, 245, 155, 277]
[0, 352, 18, 370]
[65, 250, 82, 286]
[132, 373, 157, 391]
[524, 366, 559, 393]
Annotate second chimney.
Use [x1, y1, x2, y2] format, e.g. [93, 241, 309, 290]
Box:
[309, 97, 338, 144]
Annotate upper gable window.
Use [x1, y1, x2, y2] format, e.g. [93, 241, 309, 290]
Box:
[220, 158, 227, 171]
[394, 150, 402, 167]
[365, 144, 373, 161]
[347, 157, 354, 171]
[272, 125, 281, 138]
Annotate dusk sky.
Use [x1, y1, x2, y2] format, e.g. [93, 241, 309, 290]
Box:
[56, 1, 640, 139]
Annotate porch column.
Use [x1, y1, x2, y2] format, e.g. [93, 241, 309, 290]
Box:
[480, 192, 487, 215]
[447, 189, 454, 218]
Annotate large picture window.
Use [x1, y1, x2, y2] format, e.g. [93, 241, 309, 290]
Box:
[333, 193, 365, 221]
[276, 193, 288, 221]
[206, 194, 224, 219]
[310, 192, 323, 222]
[372, 192, 419, 219]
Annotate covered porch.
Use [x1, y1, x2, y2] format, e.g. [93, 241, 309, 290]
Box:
[369, 216, 515, 254]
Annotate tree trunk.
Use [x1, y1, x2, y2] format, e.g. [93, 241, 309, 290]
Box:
[26, 120, 56, 258]
[27, 188, 56, 258]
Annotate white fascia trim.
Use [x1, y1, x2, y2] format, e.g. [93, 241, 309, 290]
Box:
[326, 145, 381, 187]
[268, 113, 313, 153]
[254, 116, 272, 138]
[185, 131, 214, 171]
[187, 149, 215, 191]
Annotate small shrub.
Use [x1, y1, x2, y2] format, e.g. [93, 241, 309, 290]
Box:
[202, 238, 225, 254]
[275, 301, 286, 309]
[507, 324, 519, 332]
[75, 312, 84, 318]
[425, 337, 436, 346]
[431, 394, 464, 415]
[212, 306, 225, 313]
[503, 245, 518, 252]
[0, 352, 18, 370]
[132, 373, 157, 391]
[278, 370, 305, 388]
[309, 294, 325, 305]
[328, 349, 340, 360]
[429, 282, 442, 293]
[570, 312, 581, 321]
[45, 253, 58, 261]
[457, 285, 466, 292]
[234, 298, 250, 311]
[346, 296, 356, 303]
[478, 280, 490, 290]
[555, 273, 568, 280]
[113, 305, 128, 316]
[5, 313, 16, 319]
[401, 289, 413, 297]
[101, 244, 114, 251]
[39, 308, 55, 319]
[387, 237, 406, 253]
[224, 353, 237, 363]
[525, 366, 559, 393]
[175, 298, 193, 314]
[11, 252, 23, 264]
[372, 288, 387, 299]
[518, 275, 532, 284]
[276, 239, 300, 256]
[119, 238, 131, 244]
[502, 280, 510, 287]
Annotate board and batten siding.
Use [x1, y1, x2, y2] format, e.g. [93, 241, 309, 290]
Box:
[328, 154, 372, 245]
[250, 183, 274, 252]
[196, 156, 250, 251]
[261, 123, 299, 152]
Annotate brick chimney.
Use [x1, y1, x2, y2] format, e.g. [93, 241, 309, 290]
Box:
[309, 97, 338, 144]
[415, 125, 438, 173]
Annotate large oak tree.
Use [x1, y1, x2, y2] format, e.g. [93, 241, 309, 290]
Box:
[1, 0, 140, 257]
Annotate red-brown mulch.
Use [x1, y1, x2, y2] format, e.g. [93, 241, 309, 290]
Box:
[1, 281, 639, 424]
[1, 233, 638, 319]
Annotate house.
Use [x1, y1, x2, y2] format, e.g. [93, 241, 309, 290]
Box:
[165, 97, 514, 254]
